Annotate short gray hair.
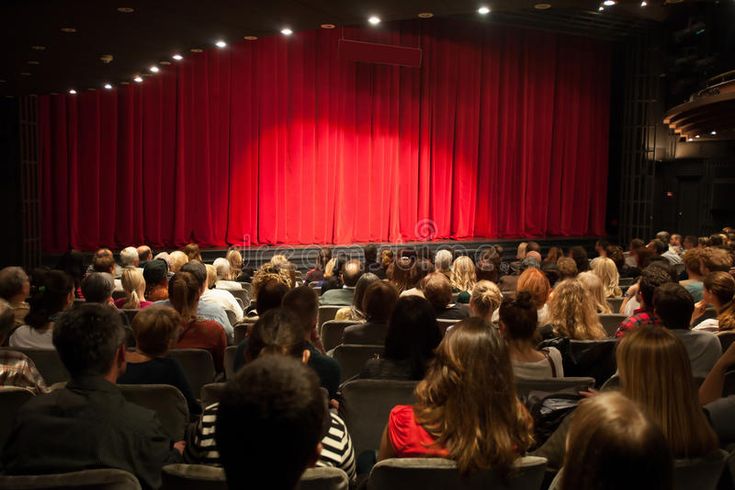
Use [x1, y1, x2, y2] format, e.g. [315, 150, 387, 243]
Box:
[0, 266, 29, 300]
[434, 249, 453, 272]
[213, 258, 231, 280]
[120, 247, 139, 267]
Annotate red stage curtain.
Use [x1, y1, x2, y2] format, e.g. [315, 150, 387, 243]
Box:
[38, 19, 611, 252]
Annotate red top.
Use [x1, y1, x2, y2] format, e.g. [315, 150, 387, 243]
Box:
[176, 319, 227, 372]
[387, 405, 450, 458]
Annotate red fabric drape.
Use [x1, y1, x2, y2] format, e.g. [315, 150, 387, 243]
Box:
[38, 19, 611, 252]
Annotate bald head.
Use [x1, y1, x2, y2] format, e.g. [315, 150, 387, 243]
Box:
[342, 260, 363, 287]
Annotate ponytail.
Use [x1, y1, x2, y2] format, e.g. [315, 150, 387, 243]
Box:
[168, 272, 200, 322]
[718, 301, 735, 332]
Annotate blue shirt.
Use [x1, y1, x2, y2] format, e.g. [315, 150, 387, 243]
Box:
[156, 299, 232, 341]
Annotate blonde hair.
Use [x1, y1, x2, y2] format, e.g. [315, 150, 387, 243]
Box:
[617, 326, 718, 458]
[270, 254, 290, 268]
[516, 268, 550, 309]
[205, 264, 217, 290]
[516, 242, 528, 260]
[547, 279, 606, 339]
[121, 267, 146, 310]
[450, 256, 477, 293]
[226, 249, 243, 278]
[591, 257, 622, 298]
[213, 258, 233, 281]
[469, 280, 503, 320]
[168, 251, 189, 273]
[578, 271, 612, 314]
[252, 263, 292, 300]
[323, 258, 338, 279]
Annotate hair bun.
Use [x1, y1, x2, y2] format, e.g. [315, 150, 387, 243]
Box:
[514, 291, 534, 308]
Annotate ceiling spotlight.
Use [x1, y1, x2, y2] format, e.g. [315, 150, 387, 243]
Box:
[215, 40, 227, 48]
[478, 6, 491, 15]
[711, 131, 717, 135]
[603, 0, 616, 5]
[687, 137, 693, 142]
[599, 6, 605, 11]
[640, 1, 647, 5]
[68, 89, 77, 95]
[281, 27, 293, 36]
[695, 135, 700, 138]
[31, 45, 46, 51]
[104, 83, 113, 90]
[133, 75, 143, 83]
[534, 3, 552, 9]
[172, 54, 183, 61]
[190, 48, 203, 53]
[60, 27, 77, 33]
[117, 7, 134, 13]
[149, 65, 159, 73]
[418, 12, 434, 18]
[244, 35, 259, 40]
[368, 16, 381, 25]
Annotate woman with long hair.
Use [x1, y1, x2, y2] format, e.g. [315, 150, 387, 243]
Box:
[450, 256, 477, 304]
[116, 267, 152, 310]
[225, 248, 244, 280]
[543, 279, 606, 340]
[543, 247, 563, 267]
[387, 256, 414, 293]
[335, 273, 380, 322]
[378, 318, 533, 476]
[516, 268, 551, 324]
[577, 271, 612, 314]
[692, 271, 735, 332]
[469, 280, 503, 324]
[591, 257, 622, 298]
[305, 247, 332, 285]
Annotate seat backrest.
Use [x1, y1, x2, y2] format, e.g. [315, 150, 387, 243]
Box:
[723, 370, 735, 397]
[297, 467, 350, 490]
[606, 297, 624, 314]
[515, 377, 596, 399]
[166, 348, 216, 399]
[321, 321, 359, 352]
[332, 345, 384, 383]
[224, 288, 249, 306]
[619, 277, 636, 287]
[225, 309, 237, 328]
[567, 339, 618, 387]
[673, 449, 728, 490]
[367, 457, 548, 490]
[598, 314, 626, 337]
[161, 464, 349, 490]
[233, 321, 252, 345]
[120, 309, 139, 326]
[600, 373, 620, 391]
[318, 306, 342, 329]
[437, 318, 460, 335]
[4, 348, 69, 385]
[340, 379, 417, 456]
[200, 382, 226, 407]
[118, 384, 189, 440]
[224, 345, 239, 380]
[239, 282, 253, 296]
[719, 332, 735, 353]
[0, 468, 142, 489]
[0, 387, 35, 450]
[234, 297, 245, 310]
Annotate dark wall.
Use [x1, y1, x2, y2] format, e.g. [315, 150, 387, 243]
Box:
[0, 97, 22, 267]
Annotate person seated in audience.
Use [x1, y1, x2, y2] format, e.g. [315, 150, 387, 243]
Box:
[168, 250, 189, 273]
[119, 246, 140, 269]
[450, 256, 477, 304]
[55, 250, 86, 298]
[387, 256, 414, 293]
[476, 246, 502, 283]
[469, 280, 503, 324]
[319, 256, 342, 293]
[202, 264, 244, 323]
[80, 272, 116, 307]
[500, 292, 564, 378]
[700, 342, 735, 443]
[153, 251, 172, 269]
[498, 256, 537, 292]
[188, 310, 355, 481]
[211, 258, 242, 290]
[557, 392, 673, 490]
[270, 255, 298, 288]
[92, 252, 123, 291]
[10, 270, 74, 349]
[653, 283, 721, 378]
[0, 305, 48, 393]
[577, 271, 612, 314]
[305, 247, 332, 284]
[0, 266, 30, 327]
[700, 246, 733, 275]
[543, 246, 563, 267]
[568, 246, 590, 273]
[591, 257, 622, 298]
[144, 259, 170, 302]
[250, 263, 292, 314]
[343, 281, 399, 345]
[225, 248, 246, 282]
[401, 258, 433, 298]
[87, 248, 122, 278]
[359, 296, 442, 381]
[649, 238, 683, 266]
[319, 259, 362, 305]
[183, 242, 203, 262]
[378, 318, 533, 475]
[670, 234, 684, 255]
[251, 278, 290, 317]
[509, 242, 528, 275]
[117, 305, 200, 415]
[525, 250, 542, 266]
[692, 271, 735, 332]
[593, 239, 609, 260]
[434, 249, 453, 280]
[616, 265, 671, 338]
[683, 234, 698, 251]
[215, 355, 333, 490]
[1, 304, 183, 488]
[422, 272, 470, 321]
[555, 257, 578, 282]
[137, 245, 153, 266]
[115, 267, 153, 310]
[516, 267, 551, 325]
[168, 272, 227, 372]
[335, 273, 379, 322]
[377, 249, 393, 280]
[363, 244, 382, 276]
[541, 279, 606, 340]
[680, 248, 705, 302]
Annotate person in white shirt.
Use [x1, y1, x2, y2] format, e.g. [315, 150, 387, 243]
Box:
[212, 258, 243, 291]
[203, 265, 244, 323]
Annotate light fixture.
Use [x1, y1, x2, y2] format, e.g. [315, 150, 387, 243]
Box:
[695, 135, 700, 139]
[418, 12, 434, 18]
[149, 65, 159, 73]
[534, 3, 552, 9]
[478, 6, 491, 15]
[60, 27, 77, 33]
[117, 7, 134, 13]
[320, 24, 335, 29]
[711, 130, 717, 135]
[599, 6, 605, 11]
[603, 0, 616, 5]
[31, 45, 46, 51]
[27, 60, 39, 65]
[133, 75, 143, 83]
[215, 40, 227, 48]
[172, 53, 183, 61]
[368, 15, 381, 25]
[640, 1, 647, 5]
[104, 83, 113, 90]
[687, 137, 693, 142]
[160, 60, 171, 65]
[68, 89, 77, 95]
[190, 48, 203, 53]
[244, 35, 259, 40]
[281, 27, 293, 36]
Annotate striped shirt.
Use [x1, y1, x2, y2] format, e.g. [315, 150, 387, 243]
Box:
[185, 402, 356, 479]
[0, 350, 49, 394]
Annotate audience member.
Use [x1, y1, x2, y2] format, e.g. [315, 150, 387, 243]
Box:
[683, 235, 698, 251]
[670, 234, 684, 255]
[10, 270, 74, 349]
[578, 271, 612, 314]
[543, 247, 563, 267]
[203, 264, 244, 323]
[0, 266, 30, 327]
[81, 272, 115, 306]
[680, 248, 705, 301]
[343, 281, 399, 345]
[88, 248, 122, 278]
[591, 257, 622, 298]
[469, 280, 503, 323]
[378, 318, 533, 476]
[117, 305, 200, 415]
[616, 266, 671, 338]
[387, 256, 414, 293]
[119, 246, 140, 268]
[144, 259, 170, 302]
[500, 292, 563, 378]
[543, 279, 606, 340]
[168, 250, 189, 273]
[225, 248, 245, 282]
[422, 272, 469, 321]
[650, 238, 682, 266]
[701, 247, 733, 275]
[568, 246, 590, 272]
[498, 257, 539, 292]
[0, 305, 48, 393]
[476, 246, 501, 283]
[401, 258, 433, 298]
[594, 239, 609, 259]
[319, 259, 362, 305]
[212, 258, 242, 290]
[555, 257, 578, 281]
[692, 271, 735, 332]
[516, 267, 551, 325]
[254, 279, 290, 317]
[116, 267, 152, 310]
[700, 342, 735, 443]
[434, 249, 453, 279]
[55, 250, 86, 297]
[378, 249, 393, 280]
[450, 256, 477, 304]
[1, 305, 182, 488]
[183, 243, 203, 262]
[305, 247, 332, 284]
[335, 273, 379, 322]
[364, 244, 382, 277]
[137, 245, 153, 265]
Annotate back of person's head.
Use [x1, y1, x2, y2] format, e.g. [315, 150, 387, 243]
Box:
[252, 263, 292, 300]
[525, 251, 542, 264]
[704, 271, 735, 330]
[577, 271, 610, 314]
[119, 246, 139, 267]
[568, 246, 590, 272]
[591, 257, 621, 298]
[516, 242, 528, 260]
[385, 296, 441, 379]
[341, 259, 363, 287]
[137, 245, 153, 263]
[213, 258, 232, 281]
[120, 267, 145, 309]
[363, 244, 378, 263]
[81, 272, 114, 304]
[92, 254, 116, 275]
[53, 304, 126, 378]
[168, 272, 201, 321]
[226, 249, 243, 274]
[183, 243, 202, 262]
[246, 308, 307, 362]
[595, 239, 610, 252]
[168, 250, 189, 273]
[143, 259, 169, 289]
[216, 355, 326, 490]
[351, 273, 380, 313]
[181, 260, 207, 290]
[560, 391, 673, 490]
[556, 257, 578, 280]
[516, 268, 550, 309]
[469, 280, 503, 319]
[421, 272, 453, 312]
[629, 238, 645, 251]
[434, 249, 453, 272]
[205, 265, 217, 290]
[380, 249, 394, 269]
[617, 326, 718, 458]
[606, 245, 625, 271]
[451, 256, 477, 292]
[256, 279, 290, 316]
[709, 234, 725, 247]
[0, 266, 29, 301]
[653, 283, 694, 330]
[415, 318, 532, 476]
[526, 241, 540, 253]
[476, 247, 501, 283]
[547, 279, 606, 340]
[684, 235, 698, 249]
[656, 230, 671, 245]
[25, 270, 74, 329]
[544, 246, 563, 264]
[702, 247, 733, 273]
[281, 286, 319, 337]
[499, 291, 538, 342]
[361, 281, 398, 323]
[683, 248, 703, 276]
[132, 305, 181, 357]
[650, 239, 667, 256]
[634, 247, 655, 269]
[639, 265, 674, 307]
[411, 259, 434, 288]
[387, 256, 413, 291]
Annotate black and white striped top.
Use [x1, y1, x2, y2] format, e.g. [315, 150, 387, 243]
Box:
[185, 402, 356, 479]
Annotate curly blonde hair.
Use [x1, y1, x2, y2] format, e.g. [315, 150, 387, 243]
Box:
[547, 279, 606, 340]
[578, 271, 612, 314]
[450, 256, 477, 293]
[591, 257, 622, 298]
[252, 263, 292, 299]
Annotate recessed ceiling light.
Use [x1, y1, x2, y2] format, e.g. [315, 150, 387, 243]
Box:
[687, 137, 693, 142]
[603, 0, 616, 5]
[120, 81, 129, 85]
[60, 27, 77, 33]
[368, 16, 381, 25]
[640, 1, 647, 5]
[243, 35, 259, 40]
[116, 7, 134, 13]
[31, 45, 46, 51]
[190, 48, 203, 53]
[534, 3, 552, 9]
[104, 83, 113, 90]
[172, 54, 183, 61]
[133, 75, 143, 83]
[281, 27, 293, 36]
[711, 131, 717, 135]
[478, 6, 491, 15]
[160, 60, 171, 65]
[68, 89, 77, 95]
[320, 24, 336, 29]
[20, 72, 31, 76]
[418, 12, 434, 18]
[215, 40, 227, 48]
[598, 6, 605, 11]
[149, 65, 159, 73]
[27, 60, 39, 65]
[695, 135, 700, 138]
